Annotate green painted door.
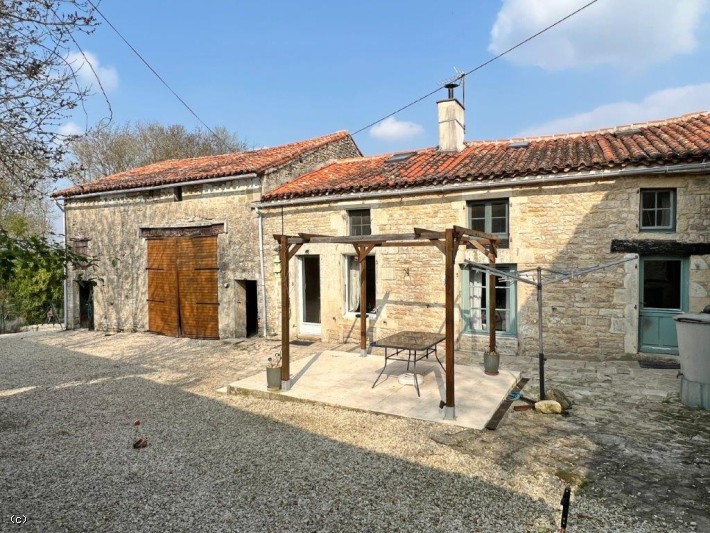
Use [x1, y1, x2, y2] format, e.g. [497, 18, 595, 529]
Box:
[639, 257, 688, 354]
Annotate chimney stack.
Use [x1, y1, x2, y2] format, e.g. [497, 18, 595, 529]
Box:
[437, 83, 465, 152]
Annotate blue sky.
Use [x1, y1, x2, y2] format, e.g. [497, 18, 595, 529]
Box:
[64, 0, 710, 157]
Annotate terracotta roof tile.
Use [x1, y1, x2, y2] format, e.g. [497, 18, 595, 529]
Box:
[262, 112, 710, 202]
[53, 131, 352, 198]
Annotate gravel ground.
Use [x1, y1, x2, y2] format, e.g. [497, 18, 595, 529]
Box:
[0, 329, 706, 532]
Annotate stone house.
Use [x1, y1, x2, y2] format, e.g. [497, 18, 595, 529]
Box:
[257, 99, 710, 358]
[52, 131, 361, 339]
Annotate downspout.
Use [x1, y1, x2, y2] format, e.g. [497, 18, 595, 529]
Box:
[255, 206, 268, 336]
[54, 198, 68, 330]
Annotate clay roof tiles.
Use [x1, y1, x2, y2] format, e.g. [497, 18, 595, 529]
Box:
[263, 112, 710, 202]
[53, 131, 352, 198]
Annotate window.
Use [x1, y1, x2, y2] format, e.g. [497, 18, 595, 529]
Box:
[345, 256, 376, 314]
[462, 265, 516, 335]
[70, 238, 90, 268]
[640, 189, 675, 231]
[468, 199, 509, 246]
[348, 209, 371, 236]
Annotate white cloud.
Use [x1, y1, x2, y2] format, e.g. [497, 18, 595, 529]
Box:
[65, 50, 118, 92]
[489, 0, 709, 70]
[370, 116, 425, 141]
[517, 82, 710, 136]
[58, 121, 83, 137]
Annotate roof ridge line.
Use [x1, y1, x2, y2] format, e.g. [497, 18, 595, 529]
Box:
[467, 111, 710, 145]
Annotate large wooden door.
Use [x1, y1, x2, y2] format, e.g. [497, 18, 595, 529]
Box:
[147, 238, 180, 337]
[177, 236, 219, 339]
[147, 236, 219, 339]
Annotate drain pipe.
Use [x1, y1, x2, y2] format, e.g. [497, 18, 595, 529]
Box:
[255, 206, 268, 336]
[54, 198, 68, 330]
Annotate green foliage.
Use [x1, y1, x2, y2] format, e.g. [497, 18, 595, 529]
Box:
[0, 231, 88, 324]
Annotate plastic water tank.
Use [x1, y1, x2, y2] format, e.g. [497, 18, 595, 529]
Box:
[674, 313, 710, 409]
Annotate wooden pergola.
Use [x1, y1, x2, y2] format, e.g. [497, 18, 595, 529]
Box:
[274, 225, 499, 417]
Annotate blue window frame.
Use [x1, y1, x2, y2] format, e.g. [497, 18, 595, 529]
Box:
[468, 199, 509, 247]
[461, 264, 517, 335]
[640, 189, 676, 232]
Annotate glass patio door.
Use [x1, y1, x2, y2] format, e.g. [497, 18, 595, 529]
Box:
[638, 257, 688, 354]
[299, 256, 321, 336]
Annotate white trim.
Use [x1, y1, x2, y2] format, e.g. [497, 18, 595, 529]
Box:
[298, 256, 321, 336]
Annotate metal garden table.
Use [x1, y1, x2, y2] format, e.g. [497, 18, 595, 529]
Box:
[371, 331, 446, 396]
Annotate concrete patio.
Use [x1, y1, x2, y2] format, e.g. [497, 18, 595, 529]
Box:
[222, 349, 520, 429]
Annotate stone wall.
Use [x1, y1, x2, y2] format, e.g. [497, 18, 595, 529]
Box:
[64, 135, 361, 338]
[261, 173, 710, 359]
[65, 177, 261, 338]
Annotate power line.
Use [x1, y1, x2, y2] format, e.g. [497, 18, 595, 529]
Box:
[86, 0, 231, 150]
[351, 0, 599, 136]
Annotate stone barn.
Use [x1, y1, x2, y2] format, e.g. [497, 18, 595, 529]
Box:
[53, 131, 360, 339]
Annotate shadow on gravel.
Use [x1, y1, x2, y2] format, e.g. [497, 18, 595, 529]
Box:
[0, 337, 557, 533]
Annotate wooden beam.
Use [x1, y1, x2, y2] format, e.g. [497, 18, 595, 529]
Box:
[273, 234, 306, 245]
[414, 227, 445, 239]
[488, 254, 497, 357]
[430, 239, 445, 254]
[378, 241, 439, 247]
[287, 243, 302, 260]
[467, 239, 496, 262]
[452, 225, 500, 242]
[444, 228, 455, 411]
[279, 235, 290, 383]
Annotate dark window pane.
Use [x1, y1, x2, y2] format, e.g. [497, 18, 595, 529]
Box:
[491, 202, 507, 218]
[471, 219, 486, 232]
[657, 208, 671, 227]
[491, 218, 507, 234]
[641, 191, 656, 209]
[303, 257, 321, 323]
[643, 260, 681, 309]
[494, 310, 508, 332]
[470, 204, 485, 219]
[495, 286, 507, 309]
[366, 256, 376, 312]
[657, 191, 671, 209]
[641, 210, 655, 227]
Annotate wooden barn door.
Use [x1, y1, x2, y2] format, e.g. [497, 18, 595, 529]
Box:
[177, 236, 219, 339]
[147, 238, 180, 336]
[147, 235, 219, 339]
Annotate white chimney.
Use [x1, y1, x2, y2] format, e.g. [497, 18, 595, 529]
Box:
[437, 83, 465, 152]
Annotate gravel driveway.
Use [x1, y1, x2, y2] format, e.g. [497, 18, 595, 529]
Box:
[0, 330, 706, 532]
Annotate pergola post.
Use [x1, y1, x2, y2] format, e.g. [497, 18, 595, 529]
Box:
[488, 263, 497, 355]
[279, 235, 291, 390]
[443, 228, 456, 420]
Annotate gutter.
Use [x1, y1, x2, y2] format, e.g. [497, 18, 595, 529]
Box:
[53, 198, 68, 330]
[255, 206, 268, 337]
[55, 172, 259, 200]
[253, 161, 710, 209]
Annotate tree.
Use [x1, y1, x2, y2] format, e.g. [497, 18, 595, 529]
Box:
[68, 122, 248, 183]
[0, 231, 87, 326]
[0, 1, 98, 202]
